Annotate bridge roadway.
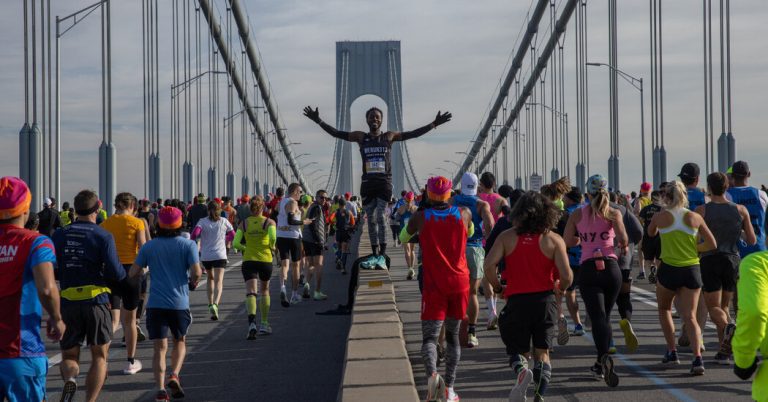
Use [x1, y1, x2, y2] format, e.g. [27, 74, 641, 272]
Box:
[388, 245, 754, 402]
[44, 231, 361, 402]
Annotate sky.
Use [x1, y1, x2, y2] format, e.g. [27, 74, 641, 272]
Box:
[2, 0, 768, 205]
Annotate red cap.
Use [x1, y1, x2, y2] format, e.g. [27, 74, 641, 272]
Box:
[640, 182, 652, 192]
[405, 191, 415, 201]
[344, 192, 351, 200]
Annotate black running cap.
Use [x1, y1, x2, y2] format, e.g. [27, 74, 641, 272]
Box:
[678, 163, 700, 179]
[732, 161, 750, 177]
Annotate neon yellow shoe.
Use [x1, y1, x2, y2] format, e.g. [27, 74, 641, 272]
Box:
[620, 318, 639, 353]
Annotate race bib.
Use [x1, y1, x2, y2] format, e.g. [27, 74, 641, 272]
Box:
[365, 159, 386, 174]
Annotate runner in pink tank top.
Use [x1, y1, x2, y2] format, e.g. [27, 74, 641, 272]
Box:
[478, 172, 508, 222]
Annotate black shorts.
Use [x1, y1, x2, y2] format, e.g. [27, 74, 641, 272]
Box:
[202, 259, 228, 269]
[109, 265, 140, 311]
[146, 308, 192, 340]
[60, 303, 113, 350]
[657, 262, 703, 291]
[498, 291, 557, 355]
[276, 237, 302, 262]
[641, 236, 661, 261]
[242, 261, 273, 282]
[303, 241, 323, 257]
[336, 230, 351, 244]
[621, 269, 633, 284]
[566, 265, 580, 291]
[700, 253, 740, 293]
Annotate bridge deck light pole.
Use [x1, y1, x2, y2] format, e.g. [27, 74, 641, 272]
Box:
[586, 62, 646, 183]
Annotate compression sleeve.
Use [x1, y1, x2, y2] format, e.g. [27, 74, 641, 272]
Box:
[288, 212, 303, 226]
[190, 226, 202, 240]
[225, 230, 235, 243]
[268, 225, 277, 249]
[233, 230, 245, 252]
[733, 252, 768, 369]
[467, 221, 475, 238]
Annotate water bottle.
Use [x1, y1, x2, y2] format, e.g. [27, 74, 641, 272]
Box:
[594, 248, 605, 271]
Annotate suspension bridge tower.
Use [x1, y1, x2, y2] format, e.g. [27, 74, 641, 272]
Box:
[333, 41, 406, 195]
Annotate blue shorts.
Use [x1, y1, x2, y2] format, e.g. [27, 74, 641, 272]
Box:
[0, 356, 47, 402]
[146, 308, 192, 340]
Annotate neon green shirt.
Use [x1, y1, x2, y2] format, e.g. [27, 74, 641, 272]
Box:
[734, 251, 768, 401]
[658, 208, 699, 267]
[234, 215, 276, 263]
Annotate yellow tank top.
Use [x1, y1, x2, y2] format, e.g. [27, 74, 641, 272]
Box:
[242, 215, 274, 263]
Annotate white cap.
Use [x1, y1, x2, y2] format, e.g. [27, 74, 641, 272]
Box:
[44, 198, 53, 207]
[461, 172, 478, 196]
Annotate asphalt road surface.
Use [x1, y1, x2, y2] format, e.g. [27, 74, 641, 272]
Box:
[391, 245, 754, 402]
[44, 231, 360, 402]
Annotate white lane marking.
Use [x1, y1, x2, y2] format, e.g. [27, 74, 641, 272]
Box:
[631, 285, 716, 330]
[47, 259, 244, 368]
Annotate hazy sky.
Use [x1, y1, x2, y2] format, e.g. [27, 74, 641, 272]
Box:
[2, 0, 768, 204]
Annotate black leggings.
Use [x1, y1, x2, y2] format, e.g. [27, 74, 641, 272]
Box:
[578, 258, 621, 361]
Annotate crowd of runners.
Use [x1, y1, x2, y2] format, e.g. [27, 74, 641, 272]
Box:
[2, 101, 768, 402]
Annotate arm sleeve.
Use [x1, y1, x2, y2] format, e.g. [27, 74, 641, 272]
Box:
[268, 225, 277, 249]
[233, 229, 245, 252]
[733, 253, 768, 368]
[288, 213, 304, 226]
[397, 123, 434, 141]
[225, 230, 236, 243]
[190, 226, 202, 240]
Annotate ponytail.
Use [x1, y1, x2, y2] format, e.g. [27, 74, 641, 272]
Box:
[207, 201, 221, 221]
[664, 180, 689, 209]
[590, 188, 611, 221]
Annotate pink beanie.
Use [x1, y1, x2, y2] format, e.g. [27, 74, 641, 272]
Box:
[427, 176, 452, 202]
[0, 177, 32, 220]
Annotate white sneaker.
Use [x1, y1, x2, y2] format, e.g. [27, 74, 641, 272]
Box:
[446, 387, 460, 402]
[508, 367, 532, 402]
[487, 312, 499, 330]
[290, 293, 302, 305]
[123, 359, 142, 375]
[426, 373, 446, 402]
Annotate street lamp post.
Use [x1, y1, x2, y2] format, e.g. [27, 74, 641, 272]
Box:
[586, 62, 646, 184]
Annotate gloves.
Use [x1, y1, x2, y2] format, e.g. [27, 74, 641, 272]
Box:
[734, 356, 759, 380]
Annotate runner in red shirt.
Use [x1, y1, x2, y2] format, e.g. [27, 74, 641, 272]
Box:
[400, 176, 472, 402]
[484, 191, 572, 401]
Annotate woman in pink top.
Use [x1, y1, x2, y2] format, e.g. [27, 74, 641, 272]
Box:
[564, 174, 627, 388]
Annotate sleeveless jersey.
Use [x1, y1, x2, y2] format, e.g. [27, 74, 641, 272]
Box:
[242, 215, 274, 263]
[659, 208, 700, 267]
[452, 194, 483, 247]
[502, 234, 557, 297]
[478, 192, 503, 222]
[702, 202, 743, 257]
[727, 186, 767, 257]
[0, 225, 56, 359]
[276, 197, 301, 239]
[576, 205, 617, 264]
[687, 187, 706, 212]
[358, 133, 392, 180]
[419, 207, 469, 295]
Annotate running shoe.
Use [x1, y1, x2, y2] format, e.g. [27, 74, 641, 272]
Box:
[407, 267, 415, 280]
[647, 266, 657, 284]
[636, 271, 646, 280]
[341, 268, 347, 275]
[690, 356, 705, 376]
[299, 274, 306, 287]
[437, 344, 445, 367]
[619, 318, 639, 353]
[376, 255, 388, 270]
[608, 339, 617, 355]
[155, 390, 170, 402]
[280, 289, 290, 308]
[467, 334, 479, 348]
[662, 350, 680, 364]
[446, 388, 460, 402]
[137, 325, 147, 342]
[487, 312, 499, 331]
[313, 290, 328, 301]
[721, 323, 736, 356]
[571, 323, 585, 336]
[508, 367, 532, 402]
[335, 259, 342, 271]
[259, 323, 273, 335]
[167, 373, 185, 399]
[589, 363, 604, 381]
[557, 316, 569, 346]
[123, 359, 143, 375]
[713, 352, 732, 365]
[533, 394, 543, 402]
[209, 303, 219, 321]
[303, 283, 311, 299]
[426, 373, 446, 402]
[60, 378, 77, 402]
[601, 354, 619, 387]
[678, 330, 690, 348]
[290, 293, 302, 305]
[247, 322, 258, 340]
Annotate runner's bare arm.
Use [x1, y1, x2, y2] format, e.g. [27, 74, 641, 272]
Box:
[551, 234, 573, 291]
[739, 204, 758, 246]
[483, 230, 507, 292]
[390, 111, 452, 141]
[303, 106, 364, 141]
[563, 208, 581, 247]
[694, 215, 717, 253]
[33, 261, 65, 340]
[478, 199, 494, 239]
